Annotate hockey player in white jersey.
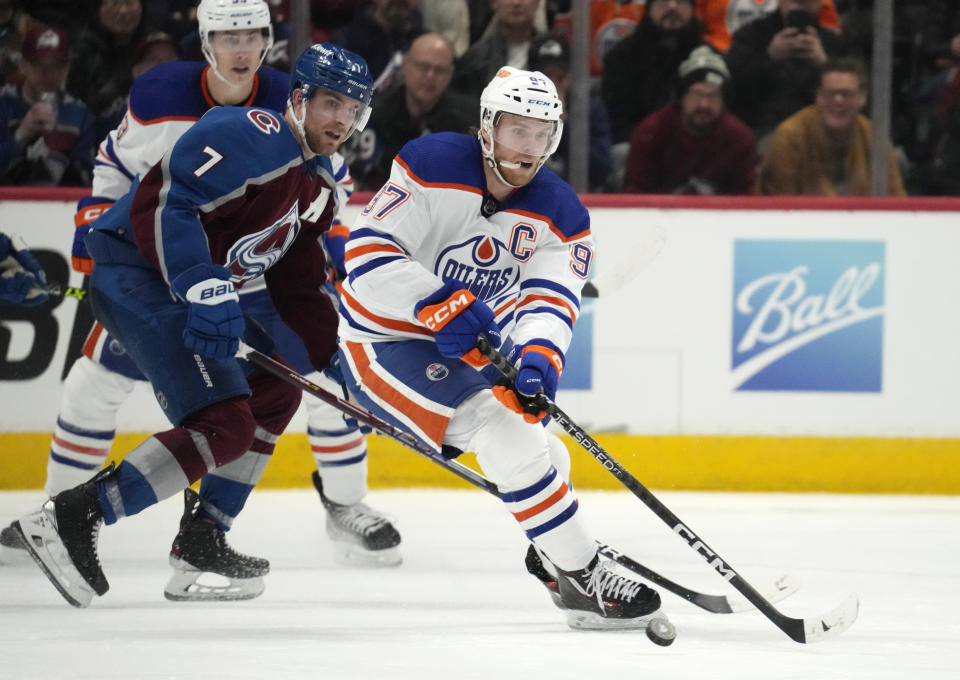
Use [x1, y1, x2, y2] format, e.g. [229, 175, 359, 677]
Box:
[335, 66, 668, 631]
[0, 1, 400, 589]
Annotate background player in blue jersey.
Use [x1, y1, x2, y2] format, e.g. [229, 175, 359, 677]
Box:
[335, 67, 669, 631]
[0, 0, 401, 593]
[10, 43, 377, 609]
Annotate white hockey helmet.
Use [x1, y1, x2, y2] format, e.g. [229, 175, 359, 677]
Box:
[478, 66, 564, 185]
[198, 0, 274, 77]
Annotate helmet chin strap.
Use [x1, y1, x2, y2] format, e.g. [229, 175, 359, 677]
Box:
[289, 91, 316, 158]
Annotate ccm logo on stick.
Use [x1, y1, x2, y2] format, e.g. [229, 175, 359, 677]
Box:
[673, 522, 736, 582]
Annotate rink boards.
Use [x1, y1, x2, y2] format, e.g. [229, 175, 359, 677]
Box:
[1, 190, 959, 493]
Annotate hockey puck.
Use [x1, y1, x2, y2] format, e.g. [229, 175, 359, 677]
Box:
[646, 618, 677, 646]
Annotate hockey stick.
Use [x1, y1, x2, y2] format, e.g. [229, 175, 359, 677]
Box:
[582, 218, 667, 299]
[234, 341, 794, 614]
[476, 336, 859, 643]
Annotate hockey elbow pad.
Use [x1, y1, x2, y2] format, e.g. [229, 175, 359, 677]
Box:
[415, 281, 502, 366]
[73, 197, 114, 274]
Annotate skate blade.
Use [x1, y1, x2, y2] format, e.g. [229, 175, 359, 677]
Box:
[0, 530, 32, 566]
[164, 561, 265, 602]
[329, 541, 402, 568]
[13, 513, 96, 608]
[0, 544, 32, 566]
[565, 607, 671, 633]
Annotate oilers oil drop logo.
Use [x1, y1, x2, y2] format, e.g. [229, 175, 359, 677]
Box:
[434, 235, 518, 301]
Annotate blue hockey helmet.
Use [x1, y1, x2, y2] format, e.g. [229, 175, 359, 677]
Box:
[290, 43, 374, 140]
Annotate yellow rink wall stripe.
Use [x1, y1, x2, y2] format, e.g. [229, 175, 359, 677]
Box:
[2, 433, 959, 494]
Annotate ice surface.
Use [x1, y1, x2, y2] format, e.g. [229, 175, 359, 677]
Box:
[1, 489, 957, 679]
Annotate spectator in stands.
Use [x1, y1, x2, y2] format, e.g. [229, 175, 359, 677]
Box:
[623, 45, 755, 194]
[696, 0, 840, 54]
[334, 0, 424, 85]
[551, 0, 645, 76]
[757, 58, 906, 196]
[131, 31, 179, 79]
[527, 33, 613, 191]
[453, 0, 544, 101]
[725, 0, 850, 145]
[347, 32, 473, 190]
[421, 0, 470, 57]
[623, 45, 757, 195]
[67, 0, 146, 143]
[923, 17, 960, 195]
[0, 25, 96, 186]
[0, 0, 25, 86]
[601, 0, 705, 144]
[313, 1, 362, 42]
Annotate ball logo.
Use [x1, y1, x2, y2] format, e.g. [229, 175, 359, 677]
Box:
[731, 240, 885, 392]
[426, 363, 449, 381]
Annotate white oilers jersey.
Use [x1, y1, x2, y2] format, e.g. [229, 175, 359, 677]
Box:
[339, 132, 594, 359]
[92, 61, 289, 200]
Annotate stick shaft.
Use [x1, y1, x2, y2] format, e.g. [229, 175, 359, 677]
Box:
[236, 341, 764, 614]
[476, 336, 810, 642]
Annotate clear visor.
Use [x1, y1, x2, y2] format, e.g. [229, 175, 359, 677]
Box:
[209, 29, 266, 54]
[492, 113, 559, 157]
[310, 88, 371, 134]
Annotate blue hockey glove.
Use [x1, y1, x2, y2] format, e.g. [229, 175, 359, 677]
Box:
[172, 264, 245, 358]
[491, 341, 563, 424]
[0, 233, 48, 306]
[415, 281, 502, 366]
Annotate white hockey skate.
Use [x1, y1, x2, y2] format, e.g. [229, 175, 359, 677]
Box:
[312, 471, 402, 567]
[163, 489, 269, 602]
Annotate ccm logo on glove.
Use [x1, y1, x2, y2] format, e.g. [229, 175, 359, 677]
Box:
[419, 290, 474, 330]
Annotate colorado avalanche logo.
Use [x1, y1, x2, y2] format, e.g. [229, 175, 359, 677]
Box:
[435, 235, 518, 301]
[225, 202, 300, 283]
[247, 109, 281, 135]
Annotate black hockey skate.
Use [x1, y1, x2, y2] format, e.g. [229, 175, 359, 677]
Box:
[525, 543, 563, 609]
[163, 488, 270, 602]
[312, 471, 402, 566]
[13, 464, 112, 607]
[556, 553, 671, 632]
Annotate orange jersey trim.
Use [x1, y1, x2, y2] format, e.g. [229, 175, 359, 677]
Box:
[344, 342, 448, 448]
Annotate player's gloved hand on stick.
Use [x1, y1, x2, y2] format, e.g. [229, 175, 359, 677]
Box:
[491, 341, 563, 423]
[0, 232, 49, 306]
[172, 264, 245, 358]
[415, 280, 502, 366]
[72, 197, 114, 274]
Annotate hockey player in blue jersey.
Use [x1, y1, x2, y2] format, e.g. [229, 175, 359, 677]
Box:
[10, 43, 380, 608]
[0, 0, 401, 591]
[336, 66, 669, 631]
